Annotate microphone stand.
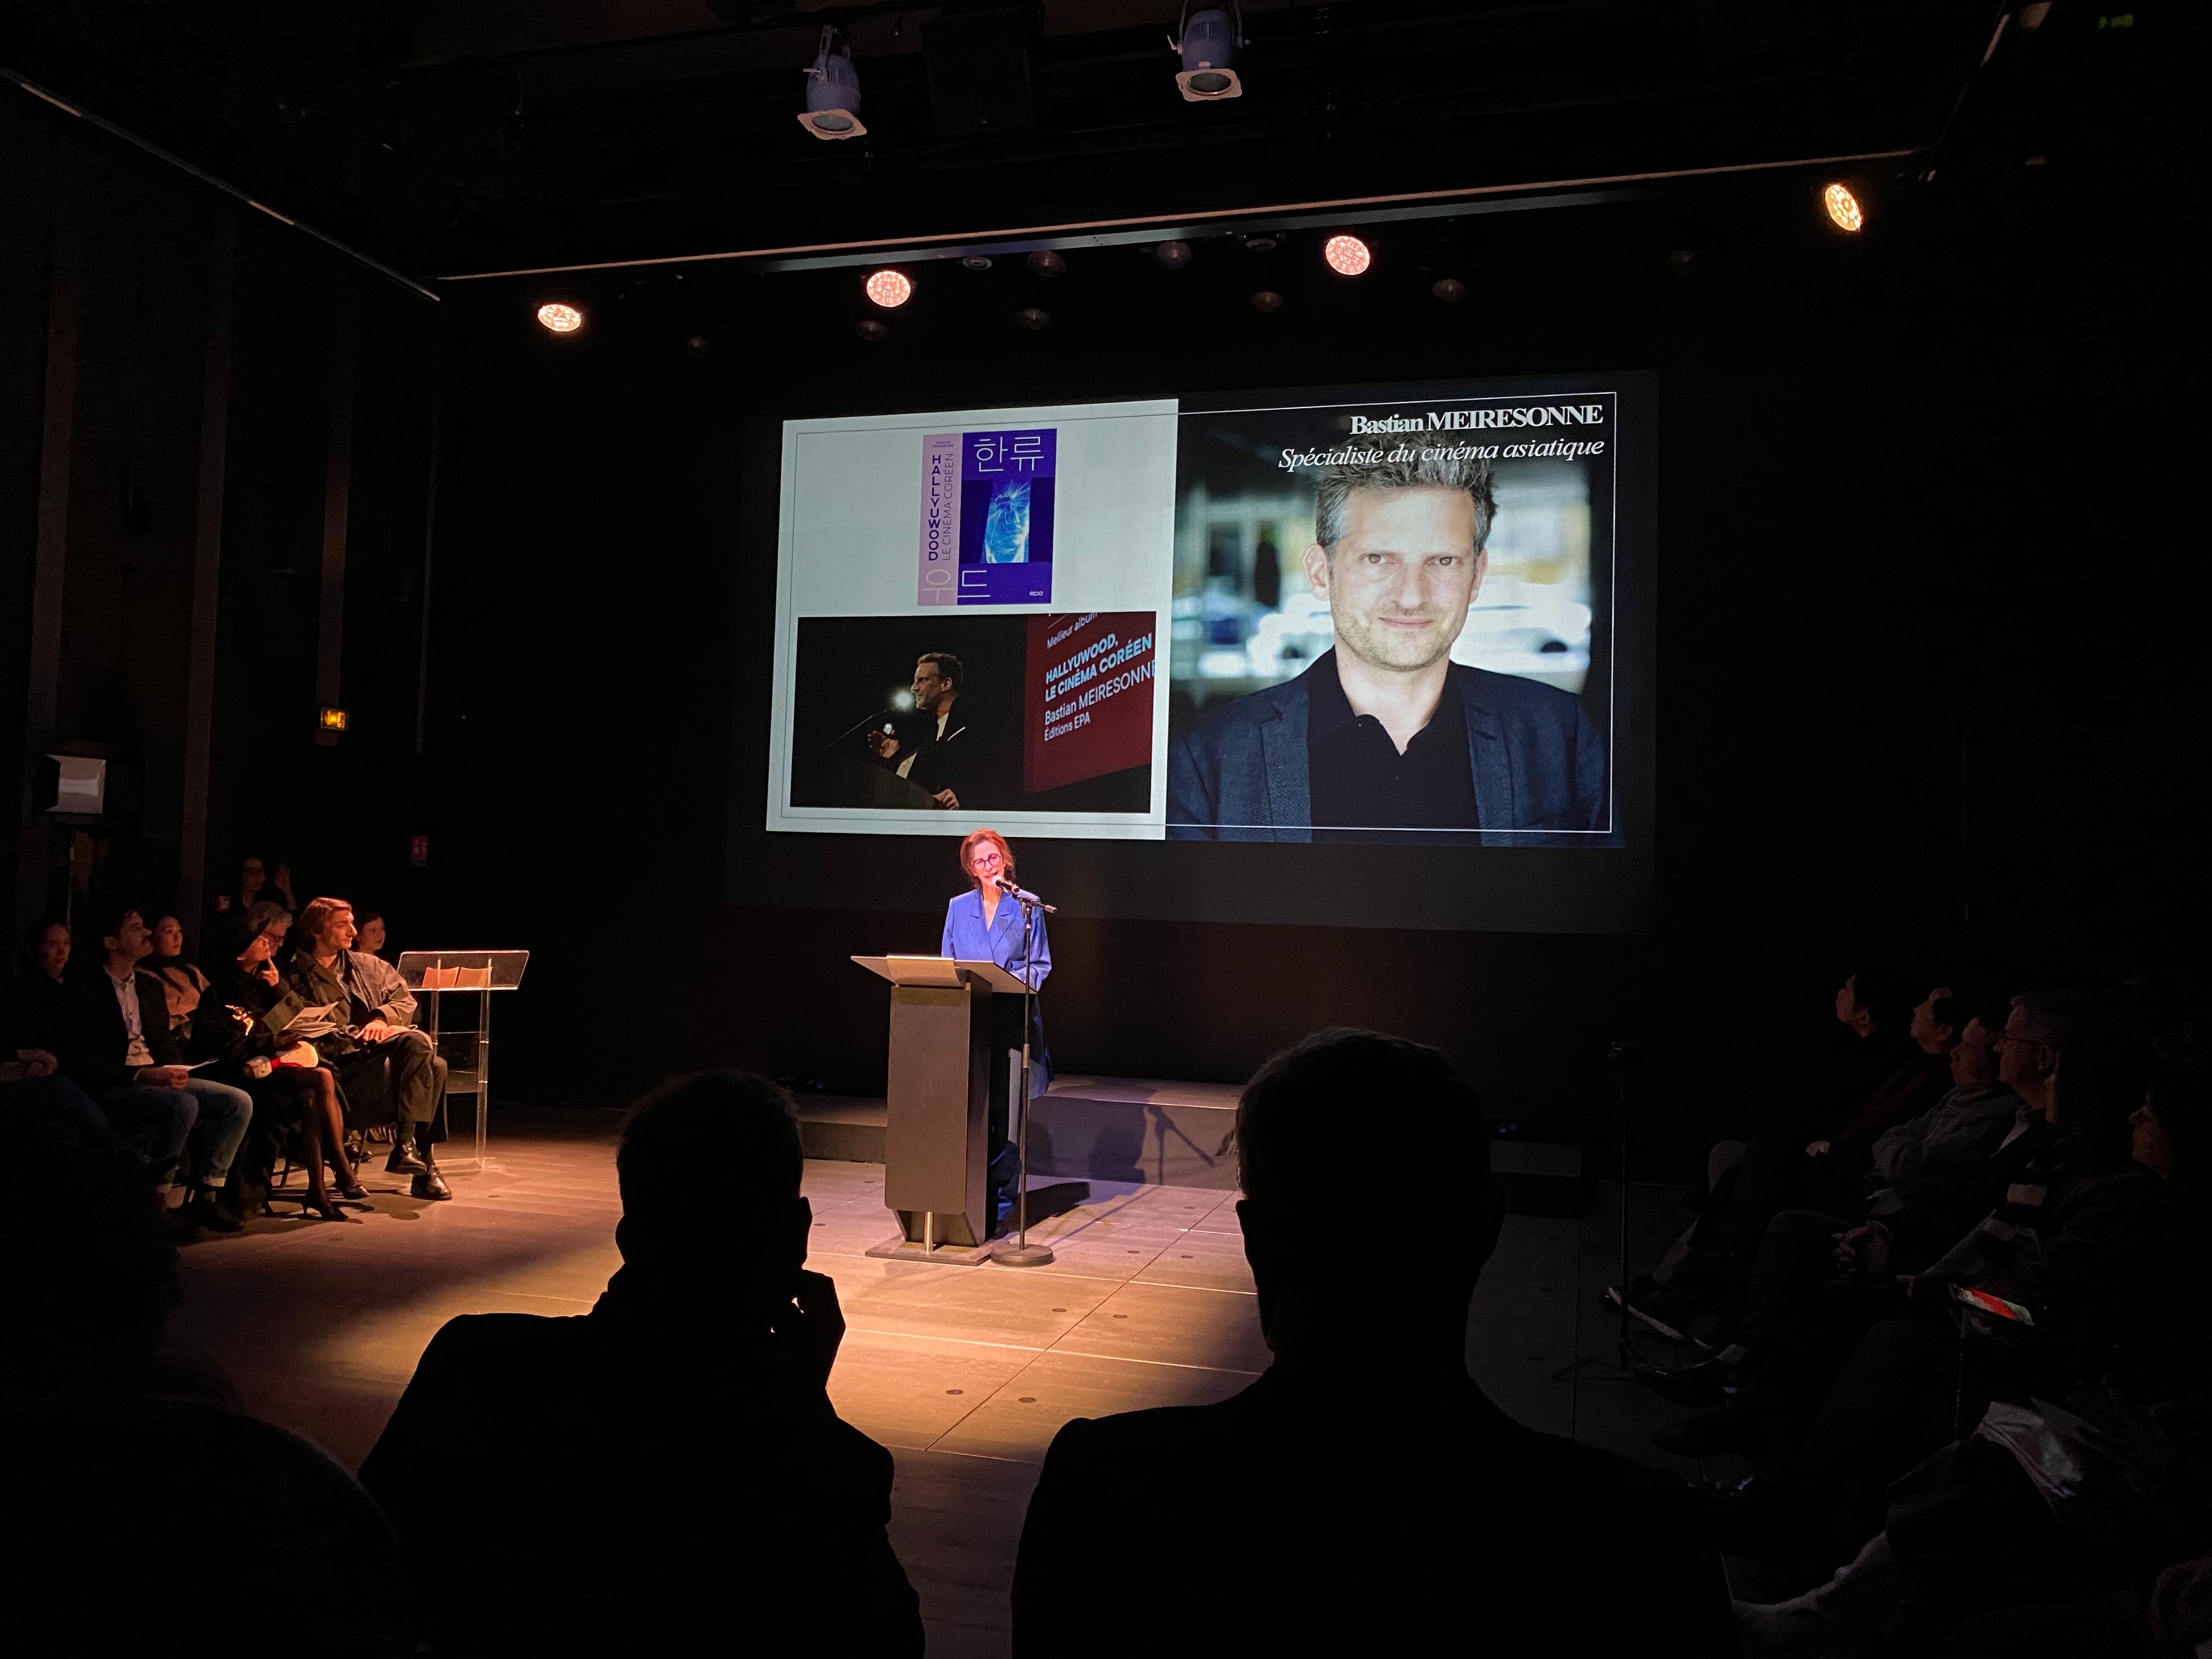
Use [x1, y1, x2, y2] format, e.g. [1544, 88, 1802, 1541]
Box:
[1551, 1040, 1644, 1382]
[992, 880, 1054, 1267]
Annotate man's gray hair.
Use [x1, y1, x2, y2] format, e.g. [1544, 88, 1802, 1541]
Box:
[1312, 447, 1497, 554]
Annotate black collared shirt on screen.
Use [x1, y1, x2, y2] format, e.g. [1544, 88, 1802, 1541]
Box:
[1305, 650, 1482, 843]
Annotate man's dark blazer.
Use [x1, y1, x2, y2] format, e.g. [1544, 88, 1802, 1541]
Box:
[1012, 1365, 1736, 1655]
[359, 1291, 923, 1657]
[1166, 651, 1609, 844]
[61, 968, 182, 1093]
[890, 696, 1012, 809]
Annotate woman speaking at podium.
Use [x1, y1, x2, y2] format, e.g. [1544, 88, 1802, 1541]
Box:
[943, 828, 1052, 1219]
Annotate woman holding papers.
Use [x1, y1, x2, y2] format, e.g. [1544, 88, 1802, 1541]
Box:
[196, 910, 364, 1221]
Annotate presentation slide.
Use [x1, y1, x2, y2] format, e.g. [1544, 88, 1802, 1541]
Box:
[766, 381, 1629, 850]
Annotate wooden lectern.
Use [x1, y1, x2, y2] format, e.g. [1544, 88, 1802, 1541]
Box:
[851, 954, 1028, 1265]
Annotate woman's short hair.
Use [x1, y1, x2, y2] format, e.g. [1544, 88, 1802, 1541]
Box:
[242, 901, 292, 939]
[958, 828, 1014, 885]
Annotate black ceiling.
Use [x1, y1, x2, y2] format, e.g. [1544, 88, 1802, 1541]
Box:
[0, 1, 2039, 277]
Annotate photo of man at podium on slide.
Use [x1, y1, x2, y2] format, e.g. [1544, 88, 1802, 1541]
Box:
[941, 829, 1051, 1221]
[866, 652, 1003, 812]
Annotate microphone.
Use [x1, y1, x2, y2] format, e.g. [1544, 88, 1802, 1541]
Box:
[994, 873, 1058, 913]
[822, 706, 900, 753]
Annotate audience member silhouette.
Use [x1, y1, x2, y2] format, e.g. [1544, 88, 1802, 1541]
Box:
[198, 911, 364, 1221]
[358, 1071, 922, 1657]
[285, 896, 449, 1201]
[7, 916, 75, 1053]
[1734, 1053, 2212, 1656]
[1012, 1027, 1737, 1655]
[0, 917, 105, 1137]
[63, 903, 253, 1229]
[145, 912, 211, 1035]
[0, 1091, 404, 1657]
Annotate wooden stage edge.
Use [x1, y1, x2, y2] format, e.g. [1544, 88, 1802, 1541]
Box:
[798, 1074, 1589, 1216]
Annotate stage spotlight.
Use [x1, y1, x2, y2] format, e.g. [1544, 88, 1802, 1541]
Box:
[1431, 278, 1466, 302]
[865, 268, 913, 308]
[1172, 4, 1245, 101]
[535, 301, 584, 334]
[962, 255, 994, 270]
[1250, 290, 1284, 312]
[1015, 306, 1051, 330]
[1154, 240, 1193, 268]
[1243, 234, 1278, 253]
[1323, 235, 1372, 275]
[1027, 250, 1066, 278]
[855, 319, 890, 342]
[798, 26, 866, 140]
[1822, 182, 1865, 233]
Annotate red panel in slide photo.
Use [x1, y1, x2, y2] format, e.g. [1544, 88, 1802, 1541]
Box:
[1023, 611, 1158, 796]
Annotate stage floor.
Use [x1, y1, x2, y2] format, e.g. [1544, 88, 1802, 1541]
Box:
[170, 1108, 1735, 1657]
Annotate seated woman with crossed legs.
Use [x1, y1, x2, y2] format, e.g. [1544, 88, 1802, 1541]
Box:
[200, 906, 364, 1221]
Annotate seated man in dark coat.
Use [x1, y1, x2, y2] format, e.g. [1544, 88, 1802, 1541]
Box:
[863, 650, 1013, 811]
[1011, 1028, 1736, 1656]
[358, 1071, 922, 1658]
[284, 895, 450, 1200]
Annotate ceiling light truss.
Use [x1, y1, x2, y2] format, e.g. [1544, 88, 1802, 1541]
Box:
[437, 149, 1915, 284]
[751, 186, 1643, 275]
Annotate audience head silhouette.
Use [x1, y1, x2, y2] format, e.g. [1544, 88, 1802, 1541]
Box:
[3, 1106, 407, 1656]
[2050, 1030, 2158, 1167]
[21, 913, 70, 979]
[86, 900, 152, 969]
[1999, 986, 2092, 1114]
[2136, 1062, 2205, 1184]
[615, 1070, 809, 1308]
[3, 1108, 174, 1400]
[1236, 1028, 1499, 1369]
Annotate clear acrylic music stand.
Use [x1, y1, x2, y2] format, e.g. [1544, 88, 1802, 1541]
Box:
[396, 950, 530, 1172]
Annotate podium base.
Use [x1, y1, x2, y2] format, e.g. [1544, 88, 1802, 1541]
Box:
[865, 1234, 995, 1267]
[991, 1242, 1056, 1267]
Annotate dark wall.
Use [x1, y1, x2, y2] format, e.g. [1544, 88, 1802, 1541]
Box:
[0, 97, 439, 952]
[4, 22, 2202, 1163]
[411, 61, 2209, 1158]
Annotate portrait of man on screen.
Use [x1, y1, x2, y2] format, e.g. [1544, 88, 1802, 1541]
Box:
[1165, 448, 1607, 845]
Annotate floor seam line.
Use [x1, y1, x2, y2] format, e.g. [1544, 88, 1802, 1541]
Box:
[922, 1350, 1059, 1453]
[1046, 1349, 1262, 1375]
[845, 1328, 1051, 1353]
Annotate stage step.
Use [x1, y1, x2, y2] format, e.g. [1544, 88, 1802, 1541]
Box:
[794, 1097, 889, 1164]
[794, 1078, 1587, 1214]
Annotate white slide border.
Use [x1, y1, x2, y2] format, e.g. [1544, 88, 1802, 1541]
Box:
[766, 398, 1180, 842]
